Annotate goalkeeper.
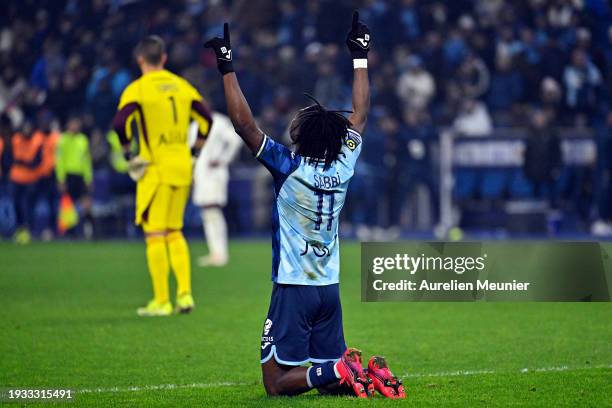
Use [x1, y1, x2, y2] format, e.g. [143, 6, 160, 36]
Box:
[112, 35, 213, 316]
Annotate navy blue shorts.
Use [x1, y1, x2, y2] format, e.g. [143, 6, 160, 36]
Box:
[260, 283, 346, 366]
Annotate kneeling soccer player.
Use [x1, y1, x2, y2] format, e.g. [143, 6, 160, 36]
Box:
[204, 12, 405, 398]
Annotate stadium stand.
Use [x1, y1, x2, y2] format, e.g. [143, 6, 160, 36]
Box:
[0, 0, 611, 239]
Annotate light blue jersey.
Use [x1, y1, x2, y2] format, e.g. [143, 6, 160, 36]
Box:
[255, 129, 363, 286]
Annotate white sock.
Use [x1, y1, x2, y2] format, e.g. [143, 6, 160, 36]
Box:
[202, 207, 228, 260]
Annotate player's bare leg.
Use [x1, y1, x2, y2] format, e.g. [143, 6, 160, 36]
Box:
[260, 346, 346, 396]
[316, 382, 352, 396]
[261, 359, 312, 396]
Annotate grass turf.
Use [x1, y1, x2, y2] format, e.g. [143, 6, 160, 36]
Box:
[0, 241, 610, 407]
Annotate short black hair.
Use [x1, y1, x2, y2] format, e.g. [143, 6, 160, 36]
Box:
[291, 95, 351, 170]
[134, 35, 166, 65]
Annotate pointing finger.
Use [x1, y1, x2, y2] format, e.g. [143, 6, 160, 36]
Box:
[352, 11, 359, 29]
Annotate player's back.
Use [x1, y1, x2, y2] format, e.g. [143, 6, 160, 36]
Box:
[256, 128, 363, 285]
[121, 70, 199, 186]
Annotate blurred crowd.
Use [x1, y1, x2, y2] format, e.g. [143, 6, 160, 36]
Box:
[1, 0, 611, 239]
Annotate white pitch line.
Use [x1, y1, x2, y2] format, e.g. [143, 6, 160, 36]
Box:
[79, 382, 248, 394]
[75, 364, 611, 394]
[403, 364, 612, 379]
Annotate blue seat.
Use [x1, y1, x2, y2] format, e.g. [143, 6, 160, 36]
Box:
[480, 169, 508, 199]
[454, 169, 478, 199]
[555, 167, 572, 195]
[509, 169, 534, 198]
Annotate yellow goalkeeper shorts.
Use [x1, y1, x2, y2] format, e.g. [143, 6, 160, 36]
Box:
[136, 183, 190, 232]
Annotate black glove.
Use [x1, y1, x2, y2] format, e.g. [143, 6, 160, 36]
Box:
[204, 23, 234, 75]
[346, 11, 371, 59]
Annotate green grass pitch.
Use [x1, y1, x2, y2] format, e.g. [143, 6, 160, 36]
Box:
[1, 241, 610, 407]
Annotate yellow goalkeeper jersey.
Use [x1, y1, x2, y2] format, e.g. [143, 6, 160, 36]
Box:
[117, 69, 211, 186]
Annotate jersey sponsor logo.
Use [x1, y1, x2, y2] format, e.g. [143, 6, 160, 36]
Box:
[159, 131, 188, 145]
[344, 132, 361, 151]
[300, 240, 331, 258]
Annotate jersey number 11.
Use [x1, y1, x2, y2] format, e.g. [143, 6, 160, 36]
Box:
[314, 190, 335, 231]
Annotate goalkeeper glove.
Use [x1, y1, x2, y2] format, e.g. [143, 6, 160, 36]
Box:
[122, 150, 148, 181]
[126, 154, 149, 182]
[346, 11, 371, 60]
[204, 23, 234, 75]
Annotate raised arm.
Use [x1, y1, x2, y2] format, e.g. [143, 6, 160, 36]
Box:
[205, 23, 264, 154]
[221, 73, 264, 153]
[346, 11, 371, 135]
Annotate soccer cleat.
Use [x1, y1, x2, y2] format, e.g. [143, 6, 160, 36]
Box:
[175, 293, 195, 314]
[367, 356, 406, 399]
[335, 348, 373, 398]
[136, 300, 172, 317]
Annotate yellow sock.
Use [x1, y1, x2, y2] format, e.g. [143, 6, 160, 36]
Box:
[167, 230, 191, 296]
[145, 235, 170, 304]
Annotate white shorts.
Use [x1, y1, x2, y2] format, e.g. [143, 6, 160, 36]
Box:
[192, 167, 229, 207]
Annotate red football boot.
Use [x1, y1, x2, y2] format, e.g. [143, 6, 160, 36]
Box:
[367, 356, 406, 399]
[335, 348, 373, 398]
